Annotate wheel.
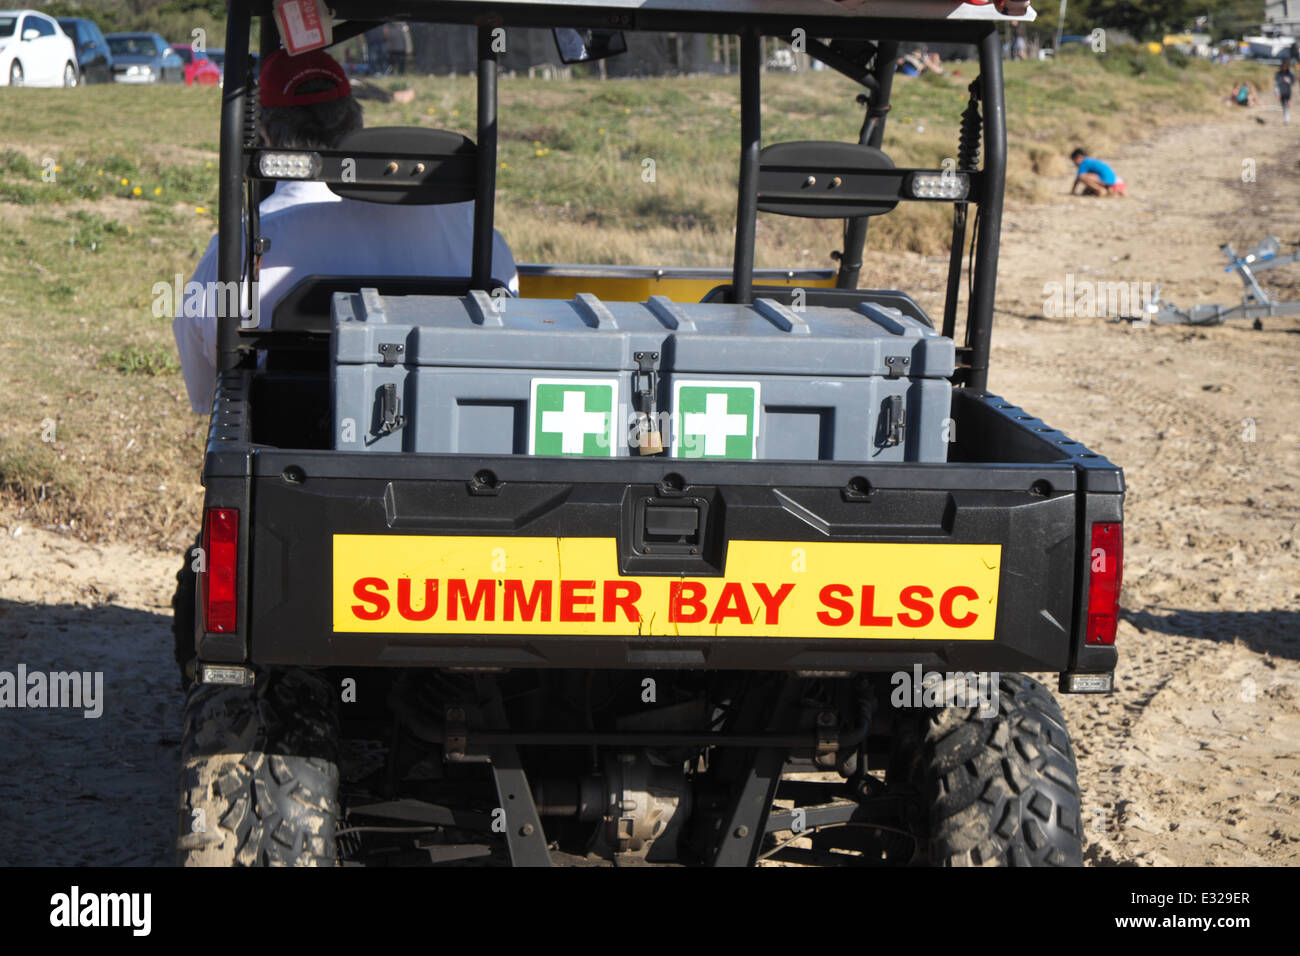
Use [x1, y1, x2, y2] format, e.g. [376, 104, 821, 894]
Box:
[9, 61, 22, 86]
[176, 667, 341, 866]
[172, 535, 200, 691]
[889, 672, 1083, 866]
[63, 62, 77, 87]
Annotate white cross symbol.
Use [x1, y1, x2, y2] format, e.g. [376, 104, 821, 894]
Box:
[541, 390, 607, 454]
[684, 392, 748, 456]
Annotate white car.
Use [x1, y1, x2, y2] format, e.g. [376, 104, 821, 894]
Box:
[0, 9, 78, 87]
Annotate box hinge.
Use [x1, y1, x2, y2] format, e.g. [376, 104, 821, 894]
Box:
[884, 355, 910, 379]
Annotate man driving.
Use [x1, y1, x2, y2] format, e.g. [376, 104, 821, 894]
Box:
[173, 48, 518, 413]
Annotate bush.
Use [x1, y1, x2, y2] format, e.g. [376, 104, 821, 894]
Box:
[1098, 43, 1175, 80]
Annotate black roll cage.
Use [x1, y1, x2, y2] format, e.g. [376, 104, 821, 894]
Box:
[216, 1, 1006, 391]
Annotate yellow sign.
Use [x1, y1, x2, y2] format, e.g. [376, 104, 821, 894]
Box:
[333, 536, 1000, 640]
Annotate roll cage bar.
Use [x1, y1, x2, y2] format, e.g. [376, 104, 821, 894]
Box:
[217, 1, 1010, 390]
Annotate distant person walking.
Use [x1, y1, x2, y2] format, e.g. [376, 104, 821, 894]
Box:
[1276, 60, 1294, 125]
[366, 25, 388, 75]
[1070, 148, 1125, 197]
[1012, 25, 1027, 61]
[384, 22, 413, 75]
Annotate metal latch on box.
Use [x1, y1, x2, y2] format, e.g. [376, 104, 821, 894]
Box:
[881, 394, 906, 447]
[376, 382, 405, 436]
[378, 342, 405, 366]
[632, 350, 663, 455]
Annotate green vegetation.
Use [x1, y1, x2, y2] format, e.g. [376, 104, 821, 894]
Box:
[1030, 0, 1265, 43]
[37, 0, 229, 50]
[98, 345, 181, 376]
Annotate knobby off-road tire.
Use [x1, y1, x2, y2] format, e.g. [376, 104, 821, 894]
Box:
[177, 668, 341, 866]
[893, 672, 1083, 866]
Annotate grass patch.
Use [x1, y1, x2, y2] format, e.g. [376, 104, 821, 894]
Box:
[0, 444, 81, 500]
[67, 211, 132, 252]
[98, 345, 180, 376]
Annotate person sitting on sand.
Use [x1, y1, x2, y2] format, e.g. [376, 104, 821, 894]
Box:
[1231, 81, 1259, 107]
[896, 48, 943, 78]
[1070, 148, 1126, 198]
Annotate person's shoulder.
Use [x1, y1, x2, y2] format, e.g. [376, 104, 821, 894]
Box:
[260, 182, 343, 219]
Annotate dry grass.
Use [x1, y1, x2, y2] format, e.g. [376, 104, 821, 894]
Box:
[0, 51, 1276, 547]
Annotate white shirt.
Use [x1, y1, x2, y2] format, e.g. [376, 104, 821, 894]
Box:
[173, 180, 518, 413]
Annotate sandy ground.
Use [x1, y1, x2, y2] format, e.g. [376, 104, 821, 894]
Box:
[990, 116, 1300, 866]
[0, 112, 1297, 866]
[0, 531, 179, 865]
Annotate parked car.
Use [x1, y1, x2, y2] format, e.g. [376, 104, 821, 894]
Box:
[106, 32, 183, 83]
[204, 47, 259, 87]
[0, 9, 79, 86]
[171, 43, 220, 85]
[57, 16, 112, 83]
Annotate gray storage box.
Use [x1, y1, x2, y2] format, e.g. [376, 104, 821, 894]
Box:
[331, 289, 955, 462]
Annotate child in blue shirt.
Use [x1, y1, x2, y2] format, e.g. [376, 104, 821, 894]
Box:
[1070, 148, 1126, 197]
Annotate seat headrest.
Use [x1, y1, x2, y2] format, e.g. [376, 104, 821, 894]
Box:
[327, 126, 477, 205]
[757, 140, 899, 219]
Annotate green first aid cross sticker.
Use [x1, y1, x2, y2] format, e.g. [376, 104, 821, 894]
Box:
[673, 381, 760, 459]
[529, 379, 618, 457]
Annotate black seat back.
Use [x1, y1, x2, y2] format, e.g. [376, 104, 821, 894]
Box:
[756, 141, 900, 219]
[326, 127, 477, 205]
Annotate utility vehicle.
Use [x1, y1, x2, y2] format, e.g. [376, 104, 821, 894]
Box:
[175, 0, 1123, 867]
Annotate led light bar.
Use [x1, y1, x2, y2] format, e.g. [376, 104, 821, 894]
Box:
[257, 151, 321, 180]
[907, 171, 970, 201]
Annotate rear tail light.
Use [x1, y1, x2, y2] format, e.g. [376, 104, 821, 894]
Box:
[203, 507, 238, 633]
[1085, 522, 1122, 645]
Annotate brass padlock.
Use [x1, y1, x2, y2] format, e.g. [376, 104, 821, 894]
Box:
[635, 413, 664, 455]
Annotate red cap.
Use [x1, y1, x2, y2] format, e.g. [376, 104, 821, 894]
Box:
[259, 49, 350, 107]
